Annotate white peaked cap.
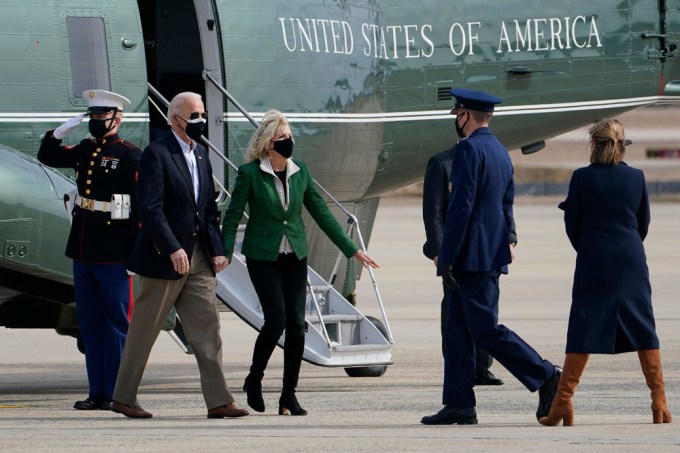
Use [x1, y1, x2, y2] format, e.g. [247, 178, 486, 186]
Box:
[82, 89, 131, 110]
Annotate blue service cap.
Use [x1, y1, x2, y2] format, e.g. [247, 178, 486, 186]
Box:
[449, 88, 502, 113]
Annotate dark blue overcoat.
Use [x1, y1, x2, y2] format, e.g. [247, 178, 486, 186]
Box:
[560, 163, 659, 354]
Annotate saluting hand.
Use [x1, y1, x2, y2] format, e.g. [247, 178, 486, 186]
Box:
[53, 113, 86, 140]
[353, 250, 379, 269]
[170, 248, 190, 275]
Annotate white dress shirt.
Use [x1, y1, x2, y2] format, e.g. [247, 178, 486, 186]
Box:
[172, 130, 199, 202]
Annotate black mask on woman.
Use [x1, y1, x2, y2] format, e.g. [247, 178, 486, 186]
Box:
[88, 118, 115, 139]
[183, 120, 206, 142]
[273, 137, 294, 158]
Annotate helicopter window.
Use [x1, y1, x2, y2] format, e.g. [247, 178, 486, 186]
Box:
[66, 17, 111, 95]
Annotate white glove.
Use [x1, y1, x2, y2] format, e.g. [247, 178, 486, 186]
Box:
[53, 113, 86, 140]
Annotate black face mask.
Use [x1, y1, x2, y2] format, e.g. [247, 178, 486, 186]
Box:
[89, 118, 115, 139]
[455, 112, 468, 139]
[183, 120, 205, 142]
[273, 137, 294, 158]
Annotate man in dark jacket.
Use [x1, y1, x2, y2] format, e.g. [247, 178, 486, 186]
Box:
[423, 144, 516, 385]
[111, 92, 248, 419]
[38, 89, 141, 411]
[421, 88, 561, 425]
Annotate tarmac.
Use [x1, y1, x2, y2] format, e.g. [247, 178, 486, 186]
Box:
[1, 197, 678, 452]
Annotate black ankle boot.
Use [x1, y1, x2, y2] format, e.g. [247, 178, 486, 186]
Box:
[243, 374, 265, 413]
[278, 391, 307, 416]
[280, 334, 306, 415]
[243, 332, 279, 413]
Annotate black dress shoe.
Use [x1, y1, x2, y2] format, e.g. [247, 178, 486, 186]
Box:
[99, 400, 113, 411]
[421, 406, 477, 425]
[74, 398, 101, 410]
[536, 365, 563, 419]
[475, 370, 504, 386]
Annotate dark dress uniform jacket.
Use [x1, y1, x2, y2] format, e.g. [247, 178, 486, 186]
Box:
[127, 131, 224, 279]
[422, 147, 454, 261]
[560, 163, 659, 354]
[37, 131, 141, 262]
[438, 128, 514, 274]
[423, 146, 517, 261]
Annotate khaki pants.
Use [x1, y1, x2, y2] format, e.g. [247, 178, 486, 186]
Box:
[113, 239, 233, 409]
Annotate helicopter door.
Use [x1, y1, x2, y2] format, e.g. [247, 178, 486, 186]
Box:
[137, 0, 226, 181]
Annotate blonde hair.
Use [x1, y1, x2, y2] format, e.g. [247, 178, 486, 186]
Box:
[589, 118, 626, 164]
[245, 110, 292, 162]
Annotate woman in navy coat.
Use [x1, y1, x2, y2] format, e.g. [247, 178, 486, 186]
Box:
[539, 119, 672, 426]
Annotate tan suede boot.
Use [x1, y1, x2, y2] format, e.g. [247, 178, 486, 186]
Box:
[638, 349, 672, 423]
[538, 353, 589, 426]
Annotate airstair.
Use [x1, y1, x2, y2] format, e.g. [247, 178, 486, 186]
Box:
[215, 232, 392, 369]
[149, 80, 393, 375]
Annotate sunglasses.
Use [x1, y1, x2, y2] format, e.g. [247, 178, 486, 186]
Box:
[189, 111, 208, 120]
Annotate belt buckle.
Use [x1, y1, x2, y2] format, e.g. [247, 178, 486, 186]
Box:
[81, 198, 95, 211]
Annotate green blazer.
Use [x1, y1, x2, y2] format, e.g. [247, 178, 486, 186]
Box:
[222, 158, 358, 261]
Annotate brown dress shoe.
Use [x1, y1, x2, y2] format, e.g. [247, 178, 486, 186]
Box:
[111, 401, 153, 419]
[207, 402, 249, 419]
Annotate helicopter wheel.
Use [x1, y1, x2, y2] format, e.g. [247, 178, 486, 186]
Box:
[344, 316, 388, 378]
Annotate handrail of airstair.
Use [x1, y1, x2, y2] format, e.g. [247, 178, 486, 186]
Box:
[148, 80, 393, 345]
[201, 73, 393, 344]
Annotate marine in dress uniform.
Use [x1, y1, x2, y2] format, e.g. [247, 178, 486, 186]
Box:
[421, 88, 561, 425]
[37, 90, 142, 411]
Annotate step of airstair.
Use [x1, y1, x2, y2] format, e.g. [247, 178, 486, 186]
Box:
[215, 252, 392, 368]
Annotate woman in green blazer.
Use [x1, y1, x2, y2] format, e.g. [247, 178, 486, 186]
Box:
[222, 110, 378, 416]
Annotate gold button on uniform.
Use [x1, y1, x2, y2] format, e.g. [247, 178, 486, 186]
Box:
[85, 189, 91, 195]
[107, 221, 111, 225]
[90, 161, 94, 166]
[92, 152, 97, 157]
[87, 170, 92, 175]
[95, 148, 101, 152]
[86, 180, 91, 185]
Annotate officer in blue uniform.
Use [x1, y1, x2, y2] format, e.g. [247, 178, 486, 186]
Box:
[421, 88, 561, 425]
[423, 144, 517, 384]
[38, 90, 142, 411]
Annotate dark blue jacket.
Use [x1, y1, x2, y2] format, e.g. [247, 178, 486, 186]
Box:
[438, 127, 514, 274]
[127, 131, 224, 279]
[423, 145, 517, 261]
[560, 163, 659, 353]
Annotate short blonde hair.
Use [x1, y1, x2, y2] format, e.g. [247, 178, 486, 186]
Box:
[589, 118, 626, 164]
[245, 110, 293, 162]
